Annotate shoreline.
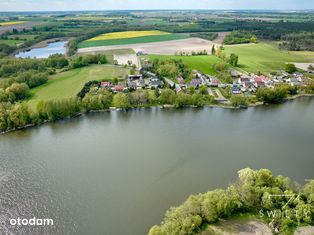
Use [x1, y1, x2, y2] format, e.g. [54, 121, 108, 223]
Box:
[1, 94, 313, 136]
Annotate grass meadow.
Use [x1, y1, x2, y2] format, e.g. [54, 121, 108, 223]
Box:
[148, 55, 222, 75]
[224, 42, 314, 73]
[27, 65, 129, 109]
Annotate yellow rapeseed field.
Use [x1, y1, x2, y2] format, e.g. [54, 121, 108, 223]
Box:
[87, 30, 170, 42]
[0, 21, 27, 26]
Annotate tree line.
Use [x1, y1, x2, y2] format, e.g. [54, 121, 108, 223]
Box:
[0, 87, 216, 133]
[148, 168, 314, 235]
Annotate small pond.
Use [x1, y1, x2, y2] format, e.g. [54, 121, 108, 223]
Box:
[16, 41, 67, 59]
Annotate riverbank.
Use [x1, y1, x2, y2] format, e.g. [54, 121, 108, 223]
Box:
[1, 94, 314, 135]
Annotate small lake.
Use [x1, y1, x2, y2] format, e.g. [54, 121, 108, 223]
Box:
[0, 97, 313, 234]
[16, 41, 67, 59]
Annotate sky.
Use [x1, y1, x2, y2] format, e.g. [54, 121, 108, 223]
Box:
[0, 0, 313, 11]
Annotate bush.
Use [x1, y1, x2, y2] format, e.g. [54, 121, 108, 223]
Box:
[256, 87, 288, 103]
[230, 95, 248, 107]
[285, 63, 297, 73]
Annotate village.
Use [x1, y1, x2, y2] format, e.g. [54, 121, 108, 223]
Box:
[96, 60, 312, 105]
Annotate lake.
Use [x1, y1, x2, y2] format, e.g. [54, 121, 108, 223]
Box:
[16, 41, 67, 59]
[0, 97, 313, 235]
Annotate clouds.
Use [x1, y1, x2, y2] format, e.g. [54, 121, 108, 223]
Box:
[0, 0, 311, 11]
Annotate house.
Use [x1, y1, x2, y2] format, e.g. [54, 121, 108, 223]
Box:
[128, 75, 143, 81]
[238, 77, 250, 85]
[127, 81, 137, 90]
[137, 79, 146, 89]
[149, 78, 163, 89]
[175, 85, 183, 94]
[100, 81, 112, 88]
[232, 85, 241, 94]
[230, 70, 240, 78]
[112, 85, 127, 93]
[290, 77, 302, 86]
[253, 76, 267, 88]
[210, 77, 221, 87]
[177, 76, 185, 85]
[189, 78, 202, 88]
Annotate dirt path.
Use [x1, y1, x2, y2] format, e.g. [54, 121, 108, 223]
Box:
[213, 32, 230, 44]
[202, 219, 273, 235]
[78, 38, 218, 55]
[294, 226, 314, 235]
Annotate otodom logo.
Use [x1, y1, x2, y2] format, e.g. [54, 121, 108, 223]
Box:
[9, 217, 54, 226]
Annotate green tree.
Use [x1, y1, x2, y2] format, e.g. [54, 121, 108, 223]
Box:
[175, 93, 192, 107]
[230, 95, 248, 107]
[159, 89, 176, 105]
[285, 63, 297, 73]
[229, 53, 239, 67]
[211, 45, 216, 55]
[112, 93, 130, 109]
[8, 103, 31, 129]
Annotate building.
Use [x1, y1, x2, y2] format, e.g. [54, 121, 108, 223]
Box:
[177, 76, 185, 85]
[149, 78, 163, 89]
[128, 75, 143, 81]
[189, 78, 202, 88]
[232, 85, 241, 94]
[210, 77, 221, 87]
[100, 81, 112, 88]
[112, 85, 127, 93]
[175, 85, 183, 94]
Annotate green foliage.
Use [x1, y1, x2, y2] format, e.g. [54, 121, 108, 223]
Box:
[279, 32, 314, 51]
[190, 32, 218, 41]
[37, 98, 81, 121]
[71, 54, 107, 69]
[159, 89, 176, 105]
[285, 63, 297, 73]
[5, 83, 30, 102]
[256, 87, 289, 103]
[224, 31, 257, 45]
[230, 95, 248, 108]
[149, 168, 314, 235]
[175, 93, 192, 107]
[112, 93, 130, 109]
[229, 53, 239, 67]
[82, 89, 113, 111]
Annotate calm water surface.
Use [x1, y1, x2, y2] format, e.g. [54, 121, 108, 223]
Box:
[0, 97, 313, 235]
[16, 41, 67, 59]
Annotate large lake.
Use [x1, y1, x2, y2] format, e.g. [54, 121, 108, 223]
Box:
[16, 41, 67, 59]
[0, 97, 313, 234]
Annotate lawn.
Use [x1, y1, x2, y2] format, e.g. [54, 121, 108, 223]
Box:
[28, 65, 129, 109]
[224, 42, 314, 73]
[148, 55, 222, 75]
[8, 34, 38, 40]
[78, 34, 189, 48]
[87, 30, 169, 41]
[0, 39, 24, 46]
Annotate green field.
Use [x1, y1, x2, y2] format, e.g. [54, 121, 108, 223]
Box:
[224, 42, 314, 73]
[78, 34, 189, 48]
[0, 39, 24, 46]
[148, 55, 222, 75]
[28, 65, 129, 109]
[8, 34, 38, 40]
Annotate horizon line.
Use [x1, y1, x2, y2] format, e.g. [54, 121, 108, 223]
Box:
[1, 9, 314, 13]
